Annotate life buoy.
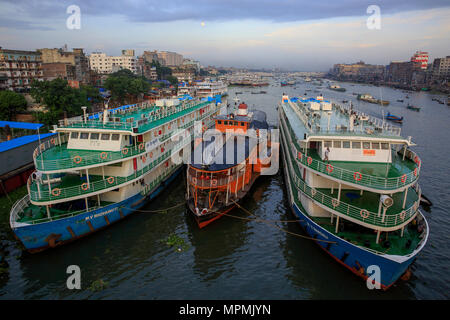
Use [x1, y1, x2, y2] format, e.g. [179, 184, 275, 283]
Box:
[192, 177, 197, 184]
[100, 152, 108, 160]
[414, 168, 418, 177]
[51, 188, 61, 197]
[211, 179, 218, 187]
[360, 209, 369, 219]
[354, 172, 362, 181]
[297, 152, 302, 160]
[400, 210, 406, 220]
[401, 174, 407, 183]
[81, 183, 89, 191]
[122, 148, 129, 155]
[165, 161, 169, 167]
[414, 156, 420, 166]
[149, 152, 153, 158]
[73, 155, 82, 164]
[326, 164, 334, 173]
[139, 143, 144, 151]
[50, 138, 56, 145]
[161, 147, 165, 153]
[107, 176, 114, 184]
[142, 155, 146, 163]
[159, 130, 162, 135]
[201, 208, 208, 215]
[307, 156, 312, 165]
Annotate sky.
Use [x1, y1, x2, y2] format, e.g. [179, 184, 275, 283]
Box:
[0, 0, 449, 71]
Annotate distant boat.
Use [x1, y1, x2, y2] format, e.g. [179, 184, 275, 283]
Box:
[385, 112, 403, 123]
[397, 99, 404, 103]
[406, 105, 420, 111]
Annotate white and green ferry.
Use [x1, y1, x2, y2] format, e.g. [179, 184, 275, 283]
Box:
[10, 97, 222, 252]
[279, 95, 428, 289]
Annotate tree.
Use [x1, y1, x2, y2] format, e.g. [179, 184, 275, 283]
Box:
[150, 60, 172, 80]
[30, 79, 101, 126]
[0, 90, 28, 121]
[104, 69, 150, 103]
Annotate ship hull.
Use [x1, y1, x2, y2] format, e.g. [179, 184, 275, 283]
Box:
[281, 162, 427, 289]
[12, 166, 183, 253]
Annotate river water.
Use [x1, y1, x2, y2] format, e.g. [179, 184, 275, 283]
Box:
[0, 80, 449, 299]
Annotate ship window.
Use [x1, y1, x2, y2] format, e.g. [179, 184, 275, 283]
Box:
[71, 132, 79, 139]
[324, 141, 332, 148]
[111, 134, 120, 141]
[80, 132, 89, 139]
[224, 121, 228, 125]
[372, 142, 380, 149]
[101, 134, 110, 140]
[333, 141, 341, 148]
[217, 120, 222, 124]
[342, 141, 350, 148]
[381, 143, 389, 150]
[363, 142, 370, 149]
[90, 133, 99, 140]
[352, 142, 361, 149]
[241, 122, 245, 126]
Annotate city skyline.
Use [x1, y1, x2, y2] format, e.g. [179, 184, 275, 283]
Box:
[1, 0, 449, 70]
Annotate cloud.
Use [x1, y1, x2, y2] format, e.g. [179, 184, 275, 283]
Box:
[1, 0, 450, 26]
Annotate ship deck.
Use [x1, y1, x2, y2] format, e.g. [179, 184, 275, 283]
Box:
[314, 217, 422, 256]
[307, 149, 416, 179]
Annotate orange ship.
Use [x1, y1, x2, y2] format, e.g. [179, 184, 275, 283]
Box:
[187, 103, 278, 228]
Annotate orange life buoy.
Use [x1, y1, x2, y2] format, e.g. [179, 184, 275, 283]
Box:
[360, 209, 369, 219]
[414, 168, 418, 177]
[122, 148, 129, 155]
[354, 171, 362, 181]
[326, 164, 334, 173]
[107, 176, 114, 184]
[297, 152, 302, 160]
[401, 174, 407, 183]
[139, 143, 144, 151]
[73, 155, 82, 164]
[51, 188, 61, 197]
[100, 152, 108, 160]
[307, 156, 312, 165]
[414, 156, 420, 166]
[81, 183, 89, 191]
[50, 138, 56, 145]
[142, 155, 146, 163]
[192, 177, 197, 184]
[211, 179, 218, 187]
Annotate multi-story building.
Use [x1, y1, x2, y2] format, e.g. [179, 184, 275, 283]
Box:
[410, 51, 429, 70]
[89, 50, 137, 74]
[41, 62, 75, 81]
[171, 67, 196, 82]
[329, 61, 385, 82]
[156, 51, 183, 66]
[136, 56, 158, 80]
[38, 47, 90, 84]
[182, 59, 201, 72]
[0, 47, 43, 92]
[386, 61, 414, 85]
[431, 56, 450, 82]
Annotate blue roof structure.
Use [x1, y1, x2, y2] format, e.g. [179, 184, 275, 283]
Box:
[0, 133, 56, 153]
[0, 121, 43, 130]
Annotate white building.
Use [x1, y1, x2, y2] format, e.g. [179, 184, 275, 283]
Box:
[89, 50, 137, 74]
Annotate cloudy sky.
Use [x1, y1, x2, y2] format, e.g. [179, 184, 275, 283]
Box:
[1, 0, 449, 70]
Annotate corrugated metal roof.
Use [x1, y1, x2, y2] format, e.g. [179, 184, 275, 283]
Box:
[0, 133, 56, 153]
[0, 121, 43, 130]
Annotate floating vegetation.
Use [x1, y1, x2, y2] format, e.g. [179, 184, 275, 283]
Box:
[89, 279, 108, 292]
[163, 233, 190, 252]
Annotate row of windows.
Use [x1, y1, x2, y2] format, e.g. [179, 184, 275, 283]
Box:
[71, 132, 120, 141]
[217, 120, 247, 126]
[323, 140, 389, 150]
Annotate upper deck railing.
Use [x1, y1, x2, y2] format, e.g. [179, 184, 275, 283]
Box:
[280, 108, 421, 191]
[285, 99, 402, 138]
[281, 131, 420, 230]
[58, 100, 213, 134]
[33, 102, 220, 172]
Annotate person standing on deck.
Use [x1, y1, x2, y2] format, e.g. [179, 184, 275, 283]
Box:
[324, 147, 330, 163]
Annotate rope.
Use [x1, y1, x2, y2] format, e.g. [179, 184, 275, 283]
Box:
[230, 200, 337, 244]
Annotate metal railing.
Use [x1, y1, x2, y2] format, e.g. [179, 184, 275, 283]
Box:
[33, 102, 220, 172]
[279, 111, 420, 191]
[280, 130, 419, 229]
[29, 133, 193, 202]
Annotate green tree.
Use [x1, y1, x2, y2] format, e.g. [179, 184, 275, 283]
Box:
[104, 70, 150, 103]
[30, 79, 101, 126]
[150, 60, 172, 80]
[0, 90, 28, 121]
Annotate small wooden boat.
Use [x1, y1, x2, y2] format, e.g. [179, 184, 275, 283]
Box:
[385, 112, 403, 123]
[420, 194, 433, 207]
[406, 105, 420, 111]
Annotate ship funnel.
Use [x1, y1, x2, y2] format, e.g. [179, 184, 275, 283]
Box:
[237, 102, 248, 116]
[380, 195, 394, 208]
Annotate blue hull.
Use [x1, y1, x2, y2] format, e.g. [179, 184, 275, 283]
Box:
[13, 166, 183, 253]
[289, 201, 416, 289]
